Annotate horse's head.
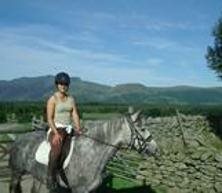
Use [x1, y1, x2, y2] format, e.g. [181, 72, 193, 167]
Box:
[124, 111, 159, 157]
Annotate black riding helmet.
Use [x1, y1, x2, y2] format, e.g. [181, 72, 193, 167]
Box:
[55, 72, 70, 86]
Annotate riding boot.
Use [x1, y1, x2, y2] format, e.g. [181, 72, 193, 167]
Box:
[47, 175, 58, 190]
[47, 129, 67, 192]
[47, 152, 59, 191]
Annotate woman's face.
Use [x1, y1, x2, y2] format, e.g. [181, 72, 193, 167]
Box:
[57, 83, 69, 94]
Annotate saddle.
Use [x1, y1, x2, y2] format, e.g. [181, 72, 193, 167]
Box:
[35, 130, 75, 169]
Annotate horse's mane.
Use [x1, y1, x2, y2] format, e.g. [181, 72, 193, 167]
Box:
[83, 116, 124, 143]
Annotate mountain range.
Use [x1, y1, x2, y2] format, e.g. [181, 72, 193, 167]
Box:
[0, 76, 222, 104]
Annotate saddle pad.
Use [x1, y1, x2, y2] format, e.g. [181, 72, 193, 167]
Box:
[35, 137, 75, 169]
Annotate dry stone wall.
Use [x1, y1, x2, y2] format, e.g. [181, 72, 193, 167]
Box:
[138, 114, 222, 193]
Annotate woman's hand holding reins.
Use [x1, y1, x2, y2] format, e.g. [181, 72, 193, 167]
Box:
[75, 129, 82, 136]
[52, 131, 62, 146]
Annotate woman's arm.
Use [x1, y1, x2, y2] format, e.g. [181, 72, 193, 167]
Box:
[47, 96, 58, 134]
[71, 98, 81, 132]
[47, 96, 62, 145]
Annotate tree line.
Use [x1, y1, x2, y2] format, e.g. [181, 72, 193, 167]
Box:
[1, 101, 222, 123]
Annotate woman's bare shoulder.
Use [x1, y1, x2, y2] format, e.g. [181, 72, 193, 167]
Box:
[47, 94, 57, 104]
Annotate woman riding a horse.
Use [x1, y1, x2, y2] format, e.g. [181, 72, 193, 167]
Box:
[46, 72, 82, 191]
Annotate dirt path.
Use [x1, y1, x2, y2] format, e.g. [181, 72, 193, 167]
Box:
[0, 176, 48, 193]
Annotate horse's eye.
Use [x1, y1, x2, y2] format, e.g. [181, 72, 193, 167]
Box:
[134, 121, 142, 127]
[141, 128, 145, 132]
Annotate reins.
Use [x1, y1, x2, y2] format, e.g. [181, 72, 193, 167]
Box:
[80, 133, 125, 149]
[78, 116, 151, 152]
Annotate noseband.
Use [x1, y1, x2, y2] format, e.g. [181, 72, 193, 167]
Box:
[124, 116, 153, 153]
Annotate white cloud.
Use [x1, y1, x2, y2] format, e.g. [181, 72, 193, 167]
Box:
[131, 36, 202, 58]
[132, 37, 176, 49]
[140, 58, 163, 67]
[0, 25, 133, 65]
[0, 25, 145, 82]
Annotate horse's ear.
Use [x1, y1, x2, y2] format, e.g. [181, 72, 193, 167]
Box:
[131, 110, 142, 122]
[128, 106, 134, 114]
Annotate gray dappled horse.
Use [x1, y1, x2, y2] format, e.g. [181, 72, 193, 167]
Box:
[9, 112, 158, 193]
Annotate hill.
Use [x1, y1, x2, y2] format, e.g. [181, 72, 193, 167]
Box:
[0, 76, 222, 104]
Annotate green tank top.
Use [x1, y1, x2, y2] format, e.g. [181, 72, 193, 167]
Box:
[54, 95, 73, 125]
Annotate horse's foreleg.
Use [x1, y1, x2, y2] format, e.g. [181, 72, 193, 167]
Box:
[9, 172, 22, 193]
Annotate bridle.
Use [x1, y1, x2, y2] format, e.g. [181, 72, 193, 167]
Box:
[80, 115, 152, 152]
[124, 115, 153, 153]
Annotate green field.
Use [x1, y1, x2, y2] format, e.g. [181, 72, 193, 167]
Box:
[97, 176, 167, 193]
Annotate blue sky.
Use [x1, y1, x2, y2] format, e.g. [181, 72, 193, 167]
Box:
[0, 0, 222, 87]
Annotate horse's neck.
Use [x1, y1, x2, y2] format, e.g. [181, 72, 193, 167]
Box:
[89, 117, 131, 146]
[66, 117, 132, 189]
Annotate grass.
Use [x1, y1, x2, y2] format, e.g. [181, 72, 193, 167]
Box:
[0, 134, 12, 143]
[112, 178, 138, 189]
[100, 177, 168, 193]
[112, 178, 168, 193]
